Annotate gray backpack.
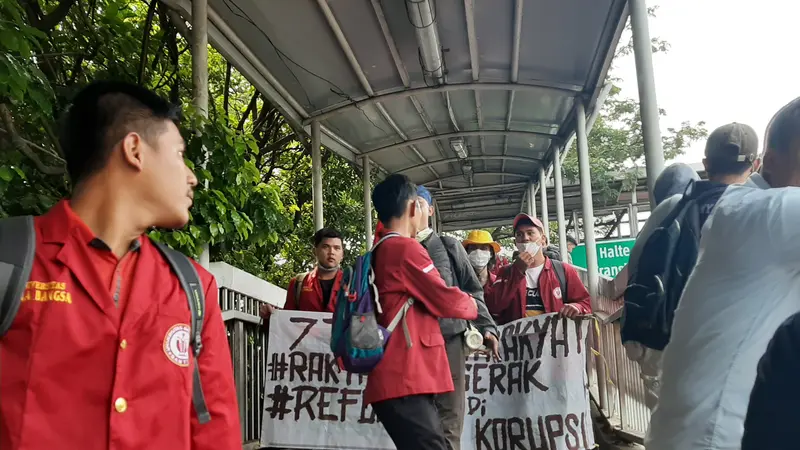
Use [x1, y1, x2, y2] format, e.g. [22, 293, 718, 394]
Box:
[0, 216, 212, 424]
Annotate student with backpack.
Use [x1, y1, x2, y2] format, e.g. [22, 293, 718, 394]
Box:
[622, 125, 759, 414]
[0, 82, 241, 449]
[486, 214, 591, 325]
[414, 187, 500, 450]
[358, 174, 478, 450]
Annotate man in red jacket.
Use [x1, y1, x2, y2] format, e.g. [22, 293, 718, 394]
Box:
[259, 227, 344, 318]
[486, 213, 591, 325]
[368, 174, 478, 450]
[0, 82, 241, 449]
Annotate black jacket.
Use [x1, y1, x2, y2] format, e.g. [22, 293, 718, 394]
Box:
[420, 231, 498, 338]
[742, 311, 800, 449]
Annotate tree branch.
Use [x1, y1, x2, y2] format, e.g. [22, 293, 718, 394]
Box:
[24, 0, 78, 31]
[236, 92, 259, 131]
[223, 61, 232, 119]
[138, 0, 159, 85]
[0, 104, 64, 175]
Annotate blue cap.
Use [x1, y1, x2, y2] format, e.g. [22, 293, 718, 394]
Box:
[416, 185, 433, 204]
[653, 162, 700, 206]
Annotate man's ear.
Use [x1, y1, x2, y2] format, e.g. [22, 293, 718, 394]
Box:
[121, 132, 145, 172]
[752, 158, 762, 174]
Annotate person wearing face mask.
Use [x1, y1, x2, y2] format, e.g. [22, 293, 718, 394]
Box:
[486, 214, 591, 326]
[411, 187, 500, 450]
[462, 230, 501, 292]
[259, 227, 345, 319]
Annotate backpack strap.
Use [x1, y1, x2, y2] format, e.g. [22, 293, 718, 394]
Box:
[551, 259, 568, 297]
[372, 232, 412, 346]
[294, 272, 308, 309]
[151, 240, 211, 425]
[373, 232, 400, 249]
[387, 298, 415, 348]
[0, 216, 36, 337]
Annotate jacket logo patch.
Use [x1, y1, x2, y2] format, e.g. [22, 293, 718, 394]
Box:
[553, 287, 563, 299]
[163, 323, 191, 367]
[21, 281, 72, 304]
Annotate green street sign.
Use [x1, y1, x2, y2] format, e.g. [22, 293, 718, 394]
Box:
[570, 237, 635, 278]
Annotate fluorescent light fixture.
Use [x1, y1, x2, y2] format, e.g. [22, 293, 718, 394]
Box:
[450, 138, 468, 159]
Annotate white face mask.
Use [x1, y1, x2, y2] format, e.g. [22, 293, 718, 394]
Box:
[468, 249, 491, 268]
[516, 241, 540, 256]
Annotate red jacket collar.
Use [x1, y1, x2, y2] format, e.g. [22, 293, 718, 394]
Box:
[40, 200, 99, 245]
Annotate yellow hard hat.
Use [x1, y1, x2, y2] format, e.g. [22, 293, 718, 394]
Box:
[462, 230, 501, 254]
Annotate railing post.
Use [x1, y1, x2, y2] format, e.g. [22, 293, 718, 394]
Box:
[538, 167, 549, 237]
[311, 121, 324, 231]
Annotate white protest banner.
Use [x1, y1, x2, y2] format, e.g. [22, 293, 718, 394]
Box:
[260, 312, 594, 450]
[259, 311, 394, 450]
[463, 314, 595, 450]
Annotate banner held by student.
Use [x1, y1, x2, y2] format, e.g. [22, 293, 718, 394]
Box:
[260, 312, 594, 450]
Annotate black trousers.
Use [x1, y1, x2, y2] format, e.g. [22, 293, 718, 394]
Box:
[372, 394, 449, 450]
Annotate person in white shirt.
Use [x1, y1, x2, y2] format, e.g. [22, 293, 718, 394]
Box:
[646, 97, 800, 450]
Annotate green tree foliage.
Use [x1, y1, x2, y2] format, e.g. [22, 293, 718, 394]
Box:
[0, 0, 369, 289]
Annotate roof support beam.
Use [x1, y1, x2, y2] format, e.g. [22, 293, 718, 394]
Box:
[363, 129, 556, 157]
[421, 172, 530, 186]
[503, 0, 525, 184]
[397, 155, 544, 174]
[303, 82, 581, 125]
[464, 0, 484, 164]
[430, 182, 528, 197]
[317, 0, 438, 181]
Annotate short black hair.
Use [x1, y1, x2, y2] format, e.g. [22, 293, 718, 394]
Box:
[766, 97, 800, 155]
[566, 235, 577, 246]
[60, 81, 180, 185]
[372, 174, 417, 224]
[313, 227, 343, 247]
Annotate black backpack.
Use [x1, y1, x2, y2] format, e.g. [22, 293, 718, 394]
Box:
[622, 181, 728, 350]
[0, 216, 212, 424]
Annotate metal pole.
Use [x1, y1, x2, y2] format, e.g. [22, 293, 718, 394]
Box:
[572, 211, 580, 244]
[538, 167, 549, 238]
[630, 0, 664, 209]
[576, 100, 606, 410]
[553, 146, 568, 258]
[529, 182, 537, 218]
[629, 185, 640, 237]
[363, 157, 372, 249]
[311, 121, 324, 231]
[192, 0, 210, 268]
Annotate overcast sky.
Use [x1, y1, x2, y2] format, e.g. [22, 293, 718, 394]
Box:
[613, 0, 800, 165]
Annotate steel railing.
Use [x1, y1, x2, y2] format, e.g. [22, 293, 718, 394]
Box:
[217, 265, 650, 444]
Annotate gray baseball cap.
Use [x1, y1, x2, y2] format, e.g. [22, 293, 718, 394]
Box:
[705, 122, 759, 164]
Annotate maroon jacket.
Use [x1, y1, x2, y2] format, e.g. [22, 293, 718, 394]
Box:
[486, 257, 592, 325]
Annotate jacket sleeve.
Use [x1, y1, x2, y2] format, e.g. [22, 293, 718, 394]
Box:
[564, 263, 592, 314]
[191, 275, 243, 450]
[283, 277, 296, 310]
[403, 242, 478, 321]
[486, 265, 523, 316]
[742, 313, 800, 449]
[442, 236, 498, 337]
